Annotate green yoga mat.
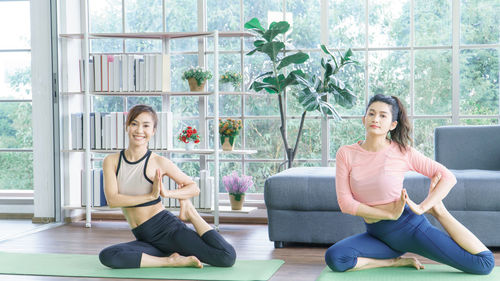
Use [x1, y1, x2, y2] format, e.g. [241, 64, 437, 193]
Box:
[0, 252, 284, 280]
[316, 264, 499, 281]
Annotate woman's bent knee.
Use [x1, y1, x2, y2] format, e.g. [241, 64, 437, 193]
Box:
[215, 247, 237, 267]
[325, 245, 356, 272]
[470, 251, 495, 275]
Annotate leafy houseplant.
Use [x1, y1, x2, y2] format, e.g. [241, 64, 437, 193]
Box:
[219, 118, 242, 151]
[178, 126, 200, 150]
[223, 171, 254, 210]
[220, 71, 243, 91]
[182, 66, 213, 92]
[245, 17, 358, 169]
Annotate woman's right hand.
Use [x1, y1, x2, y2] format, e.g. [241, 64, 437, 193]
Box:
[388, 188, 407, 220]
[151, 168, 162, 199]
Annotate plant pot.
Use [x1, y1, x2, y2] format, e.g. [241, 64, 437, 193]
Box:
[221, 136, 235, 151]
[220, 83, 236, 92]
[188, 78, 206, 92]
[229, 193, 245, 210]
[185, 142, 195, 150]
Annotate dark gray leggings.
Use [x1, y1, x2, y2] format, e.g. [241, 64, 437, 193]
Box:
[99, 210, 236, 268]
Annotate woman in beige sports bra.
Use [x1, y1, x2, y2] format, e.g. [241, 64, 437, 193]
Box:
[98, 104, 236, 269]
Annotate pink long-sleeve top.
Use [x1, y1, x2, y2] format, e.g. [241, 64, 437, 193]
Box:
[335, 140, 457, 215]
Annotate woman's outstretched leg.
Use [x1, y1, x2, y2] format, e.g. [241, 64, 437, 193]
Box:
[427, 191, 489, 254]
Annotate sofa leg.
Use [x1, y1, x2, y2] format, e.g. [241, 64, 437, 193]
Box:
[274, 241, 284, 248]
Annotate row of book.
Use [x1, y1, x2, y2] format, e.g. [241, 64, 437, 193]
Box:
[79, 54, 170, 92]
[82, 169, 214, 210]
[70, 111, 173, 150]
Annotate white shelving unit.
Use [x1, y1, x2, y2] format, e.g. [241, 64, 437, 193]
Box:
[57, 2, 256, 229]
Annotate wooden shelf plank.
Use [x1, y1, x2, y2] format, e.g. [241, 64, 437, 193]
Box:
[61, 149, 258, 155]
[60, 31, 254, 40]
[60, 91, 264, 96]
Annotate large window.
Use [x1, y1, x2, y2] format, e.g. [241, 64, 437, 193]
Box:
[88, 0, 499, 193]
[0, 0, 32, 190]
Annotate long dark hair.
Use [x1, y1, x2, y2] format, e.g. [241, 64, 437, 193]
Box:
[366, 94, 412, 152]
[126, 104, 158, 130]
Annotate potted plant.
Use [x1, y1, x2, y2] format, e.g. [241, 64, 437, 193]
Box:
[223, 171, 253, 210]
[245, 17, 358, 169]
[219, 71, 243, 92]
[219, 118, 242, 151]
[178, 126, 200, 150]
[182, 66, 213, 92]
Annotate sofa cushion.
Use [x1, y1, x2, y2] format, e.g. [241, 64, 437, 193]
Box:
[435, 125, 500, 170]
[265, 167, 500, 212]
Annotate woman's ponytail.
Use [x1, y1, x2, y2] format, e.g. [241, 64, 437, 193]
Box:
[389, 96, 412, 152]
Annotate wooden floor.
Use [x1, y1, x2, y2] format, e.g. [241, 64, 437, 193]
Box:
[0, 220, 499, 281]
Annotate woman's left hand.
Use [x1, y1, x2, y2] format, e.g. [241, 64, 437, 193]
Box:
[404, 192, 426, 215]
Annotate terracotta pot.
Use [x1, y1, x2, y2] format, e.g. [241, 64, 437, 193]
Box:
[221, 136, 235, 151]
[188, 78, 206, 92]
[229, 193, 245, 210]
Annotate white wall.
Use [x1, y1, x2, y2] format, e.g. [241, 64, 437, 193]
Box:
[31, 0, 55, 220]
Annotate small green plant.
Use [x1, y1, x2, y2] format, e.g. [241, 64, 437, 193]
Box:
[220, 71, 243, 89]
[182, 66, 213, 86]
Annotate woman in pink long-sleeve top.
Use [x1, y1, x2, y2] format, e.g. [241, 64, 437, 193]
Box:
[325, 94, 494, 274]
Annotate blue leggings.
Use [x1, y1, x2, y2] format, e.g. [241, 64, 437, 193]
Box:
[325, 206, 495, 275]
[99, 210, 236, 268]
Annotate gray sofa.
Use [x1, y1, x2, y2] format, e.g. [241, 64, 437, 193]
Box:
[265, 125, 500, 248]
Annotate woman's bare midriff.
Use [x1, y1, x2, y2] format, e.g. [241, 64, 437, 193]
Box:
[122, 202, 165, 229]
[364, 200, 399, 224]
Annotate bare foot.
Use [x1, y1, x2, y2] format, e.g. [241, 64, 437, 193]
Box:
[394, 257, 424, 270]
[166, 254, 203, 268]
[179, 199, 193, 222]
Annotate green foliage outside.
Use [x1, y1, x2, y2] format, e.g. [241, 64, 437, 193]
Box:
[5, 0, 496, 191]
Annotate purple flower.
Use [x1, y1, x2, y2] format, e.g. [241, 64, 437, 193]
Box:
[223, 171, 254, 194]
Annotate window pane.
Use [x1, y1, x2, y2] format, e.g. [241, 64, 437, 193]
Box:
[461, 0, 500, 45]
[0, 102, 32, 149]
[415, 0, 451, 46]
[0, 52, 31, 99]
[330, 118, 364, 159]
[245, 119, 283, 159]
[369, 0, 410, 47]
[243, 0, 282, 31]
[166, 0, 197, 32]
[125, 39, 162, 53]
[245, 162, 281, 193]
[0, 1, 30, 49]
[172, 38, 198, 52]
[89, 0, 122, 33]
[171, 54, 198, 91]
[414, 119, 451, 158]
[369, 51, 410, 106]
[329, 0, 365, 48]
[0, 152, 32, 190]
[415, 49, 452, 115]
[460, 48, 499, 115]
[245, 94, 279, 116]
[207, 0, 240, 31]
[90, 39, 123, 53]
[170, 96, 199, 117]
[287, 0, 321, 49]
[175, 161, 200, 178]
[460, 118, 499, 125]
[125, 0, 162, 32]
[92, 96, 124, 112]
[287, 119, 322, 160]
[127, 97, 162, 112]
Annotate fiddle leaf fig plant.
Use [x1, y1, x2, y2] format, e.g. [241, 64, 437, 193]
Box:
[245, 17, 358, 169]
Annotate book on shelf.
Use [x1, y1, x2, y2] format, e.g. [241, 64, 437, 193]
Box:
[81, 169, 107, 207]
[70, 111, 173, 150]
[80, 54, 171, 93]
[160, 170, 213, 210]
